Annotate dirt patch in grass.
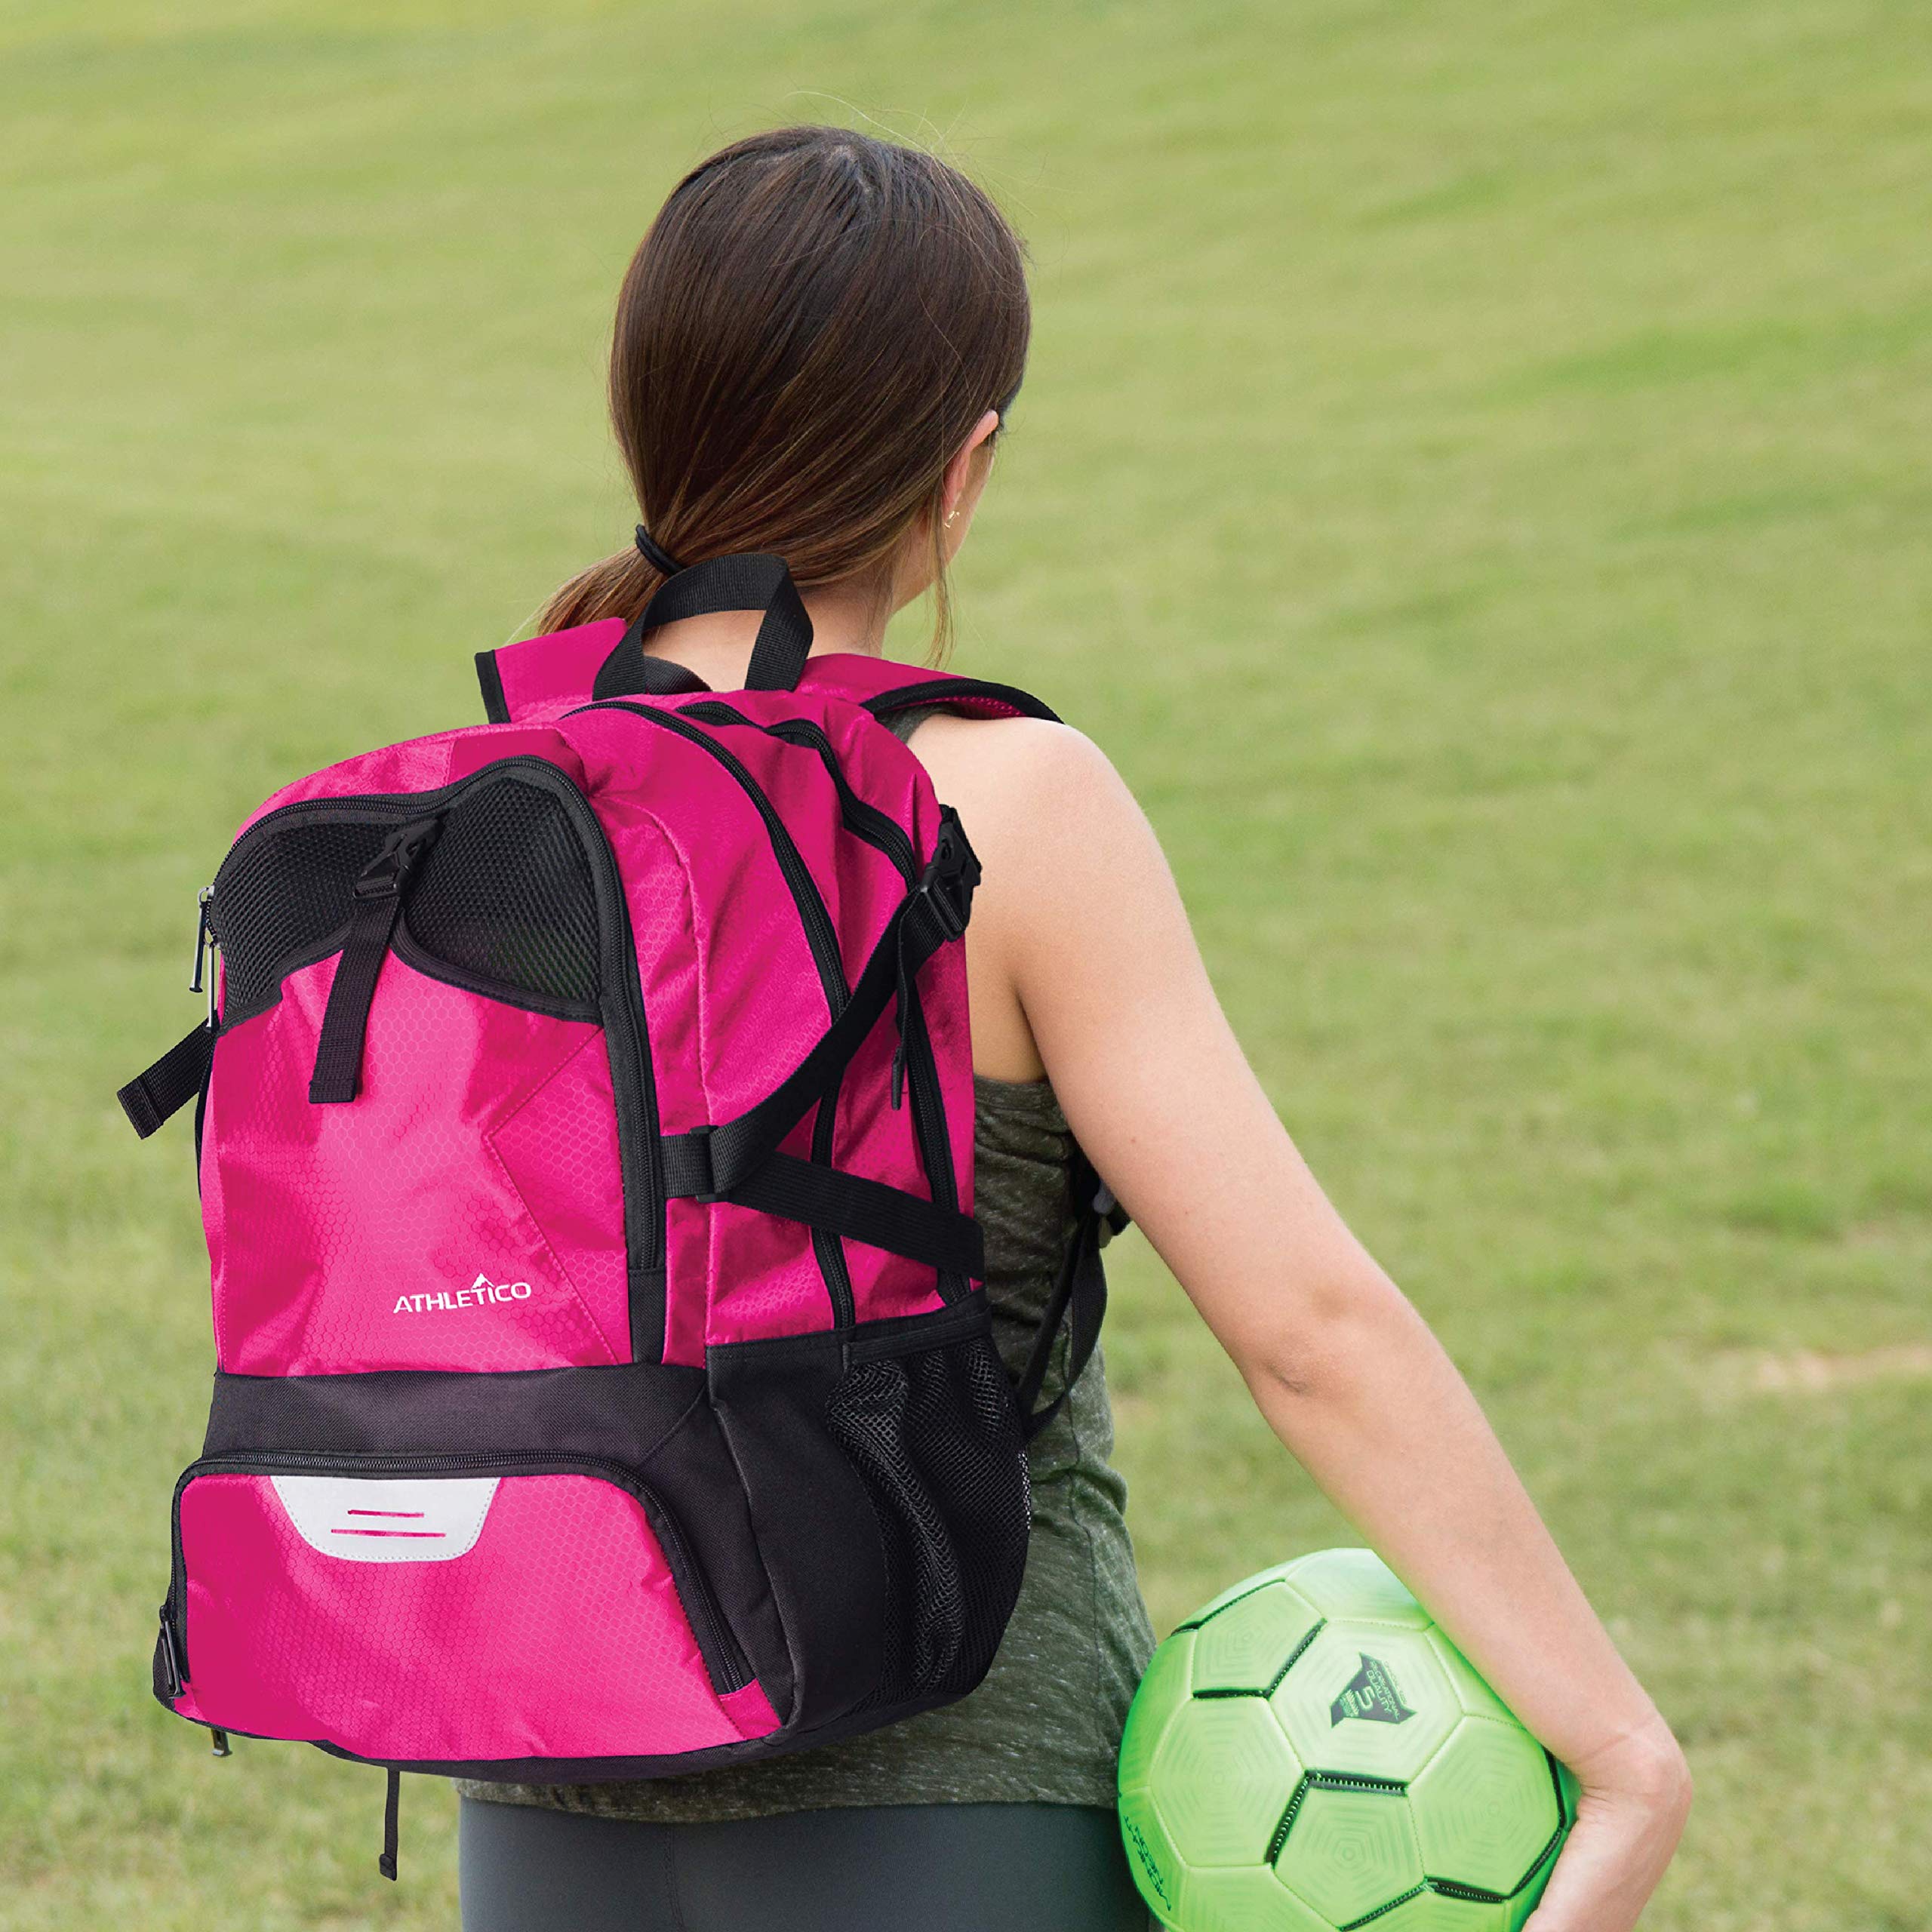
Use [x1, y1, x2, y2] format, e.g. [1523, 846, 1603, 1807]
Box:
[1727, 1344, 1932, 1395]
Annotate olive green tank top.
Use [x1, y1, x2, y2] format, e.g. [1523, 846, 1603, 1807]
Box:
[462, 1071, 1154, 1823]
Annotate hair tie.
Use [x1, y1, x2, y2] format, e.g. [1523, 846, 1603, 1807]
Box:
[634, 525, 685, 577]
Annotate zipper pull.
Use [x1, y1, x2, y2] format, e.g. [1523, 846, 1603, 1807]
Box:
[379, 1767, 402, 1881]
[157, 1606, 184, 1698]
[210, 1729, 231, 1758]
[186, 888, 213, 996]
[188, 887, 216, 1027]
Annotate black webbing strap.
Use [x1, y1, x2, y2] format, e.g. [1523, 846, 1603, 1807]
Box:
[592, 553, 813, 700]
[118, 1023, 217, 1139]
[861, 675, 1063, 725]
[675, 852, 972, 1201]
[1013, 1146, 1127, 1441]
[309, 818, 439, 1106]
[666, 1146, 984, 1277]
[473, 647, 511, 724]
[660, 823, 982, 1273]
[378, 1766, 401, 1881]
[592, 630, 712, 698]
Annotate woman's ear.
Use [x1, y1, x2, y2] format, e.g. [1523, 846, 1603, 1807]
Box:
[940, 410, 1003, 529]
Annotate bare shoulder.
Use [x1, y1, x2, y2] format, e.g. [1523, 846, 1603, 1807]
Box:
[904, 710, 1135, 849]
[901, 706, 1174, 965]
[899, 709, 1161, 1080]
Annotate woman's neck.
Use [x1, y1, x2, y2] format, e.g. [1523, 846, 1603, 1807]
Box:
[640, 577, 893, 687]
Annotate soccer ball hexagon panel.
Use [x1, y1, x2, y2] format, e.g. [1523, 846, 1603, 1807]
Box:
[1277, 1782, 1426, 1927]
[1191, 1580, 1324, 1695]
[1283, 1548, 1434, 1629]
[1119, 1551, 1573, 1931]
[1407, 1716, 1564, 1897]
[1152, 1694, 1306, 1869]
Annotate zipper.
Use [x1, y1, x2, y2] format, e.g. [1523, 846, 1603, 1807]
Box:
[167, 1449, 752, 1697]
[211, 758, 668, 1327]
[897, 973, 964, 1291]
[859, 675, 1060, 725]
[583, 703, 860, 1326]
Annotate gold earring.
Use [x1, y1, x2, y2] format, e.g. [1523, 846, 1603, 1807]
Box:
[943, 507, 958, 528]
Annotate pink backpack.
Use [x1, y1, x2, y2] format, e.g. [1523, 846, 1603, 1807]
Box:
[119, 555, 1121, 1876]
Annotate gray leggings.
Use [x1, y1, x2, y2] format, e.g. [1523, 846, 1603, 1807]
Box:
[458, 1796, 1149, 1932]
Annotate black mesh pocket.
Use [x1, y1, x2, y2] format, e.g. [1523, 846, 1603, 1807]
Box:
[405, 780, 600, 1008]
[824, 1328, 1031, 1709]
[211, 776, 602, 1020]
[213, 820, 392, 1015]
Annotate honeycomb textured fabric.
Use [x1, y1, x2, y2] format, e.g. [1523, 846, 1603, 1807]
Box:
[460, 1072, 1155, 1820]
[175, 1472, 778, 1761]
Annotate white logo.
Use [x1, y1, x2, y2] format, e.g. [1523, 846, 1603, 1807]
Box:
[392, 1272, 534, 1315]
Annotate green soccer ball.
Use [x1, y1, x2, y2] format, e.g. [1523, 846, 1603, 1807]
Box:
[1118, 1552, 1577, 1931]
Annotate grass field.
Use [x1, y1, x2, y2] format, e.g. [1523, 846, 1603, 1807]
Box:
[4, 2, 1929, 1926]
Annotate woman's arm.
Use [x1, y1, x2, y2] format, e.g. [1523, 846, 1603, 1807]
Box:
[923, 715, 1690, 1932]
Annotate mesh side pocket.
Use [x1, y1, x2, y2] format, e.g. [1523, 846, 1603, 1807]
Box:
[405, 780, 600, 1008]
[824, 1331, 1030, 1709]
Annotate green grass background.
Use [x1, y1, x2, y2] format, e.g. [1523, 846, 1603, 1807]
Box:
[4, 1, 1928, 1925]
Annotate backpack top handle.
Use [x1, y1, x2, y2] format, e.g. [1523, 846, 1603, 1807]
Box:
[592, 552, 814, 701]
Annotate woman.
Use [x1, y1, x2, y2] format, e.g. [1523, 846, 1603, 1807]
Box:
[457, 125, 1690, 1932]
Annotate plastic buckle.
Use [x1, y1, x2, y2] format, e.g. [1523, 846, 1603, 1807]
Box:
[1091, 1180, 1130, 1245]
[919, 808, 981, 939]
[355, 817, 441, 898]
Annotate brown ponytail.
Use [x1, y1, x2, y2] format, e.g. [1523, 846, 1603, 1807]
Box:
[537, 127, 1031, 663]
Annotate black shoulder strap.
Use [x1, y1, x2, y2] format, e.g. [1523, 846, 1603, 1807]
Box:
[592, 554, 811, 701]
[1014, 1147, 1128, 1440]
[862, 676, 1062, 724]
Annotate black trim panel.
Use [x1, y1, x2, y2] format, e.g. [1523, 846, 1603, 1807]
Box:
[475, 648, 510, 724]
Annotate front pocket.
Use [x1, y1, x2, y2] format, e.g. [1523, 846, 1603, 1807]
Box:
[163, 1455, 774, 1769]
[207, 960, 629, 1373]
[202, 756, 663, 1371]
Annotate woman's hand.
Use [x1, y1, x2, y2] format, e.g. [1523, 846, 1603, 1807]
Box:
[1528, 1720, 1692, 1932]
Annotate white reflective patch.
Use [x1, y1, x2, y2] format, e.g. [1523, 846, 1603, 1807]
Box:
[270, 1475, 499, 1563]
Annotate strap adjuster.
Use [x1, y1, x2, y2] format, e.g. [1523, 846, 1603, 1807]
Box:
[915, 807, 981, 940]
[686, 1126, 721, 1204]
[1091, 1180, 1129, 1246]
